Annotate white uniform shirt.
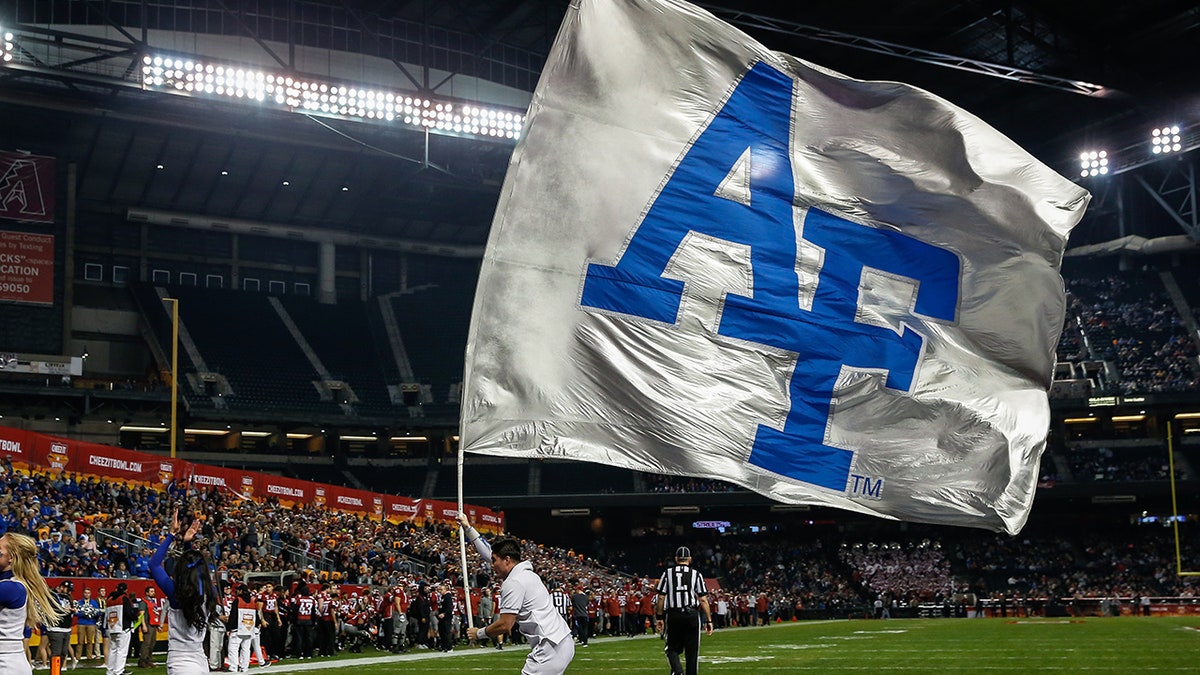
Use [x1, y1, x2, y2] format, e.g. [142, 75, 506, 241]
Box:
[498, 560, 571, 647]
[166, 607, 207, 655]
[0, 576, 26, 652]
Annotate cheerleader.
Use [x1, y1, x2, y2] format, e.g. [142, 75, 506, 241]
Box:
[0, 532, 67, 675]
[150, 509, 218, 675]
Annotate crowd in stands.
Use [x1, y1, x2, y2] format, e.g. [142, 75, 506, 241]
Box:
[1064, 274, 1200, 394]
[8, 448, 1198, 607]
[0, 458, 619, 596]
[644, 474, 739, 493]
[839, 540, 953, 606]
[6, 446, 1200, 668]
[690, 539, 861, 613]
[1064, 445, 1170, 482]
[950, 527, 1200, 603]
[1038, 453, 1062, 486]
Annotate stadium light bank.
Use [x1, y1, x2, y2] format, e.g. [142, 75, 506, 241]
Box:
[1, 28, 13, 62]
[139, 52, 526, 143]
[1077, 122, 1197, 180]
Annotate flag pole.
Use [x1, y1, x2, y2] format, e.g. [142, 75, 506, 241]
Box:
[456, 433, 475, 636]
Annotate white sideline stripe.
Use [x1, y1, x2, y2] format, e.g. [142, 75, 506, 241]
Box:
[247, 621, 854, 672]
[257, 646, 531, 672]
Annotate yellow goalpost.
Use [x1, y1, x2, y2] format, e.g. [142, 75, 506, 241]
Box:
[1167, 422, 1199, 576]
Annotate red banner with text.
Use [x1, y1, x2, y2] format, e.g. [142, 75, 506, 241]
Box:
[0, 230, 54, 305]
[325, 484, 375, 516]
[0, 426, 504, 531]
[256, 473, 315, 507]
[384, 495, 420, 526]
[189, 463, 256, 501]
[0, 426, 33, 468]
[65, 440, 163, 486]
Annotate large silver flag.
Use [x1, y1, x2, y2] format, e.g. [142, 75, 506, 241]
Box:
[460, 0, 1089, 534]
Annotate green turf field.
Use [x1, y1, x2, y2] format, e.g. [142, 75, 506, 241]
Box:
[104, 615, 1200, 673]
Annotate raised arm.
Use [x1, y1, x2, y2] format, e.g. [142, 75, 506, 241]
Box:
[149, 534, 177, 606]
[152, 507, 202, 608]
[456, 511, 492, 570]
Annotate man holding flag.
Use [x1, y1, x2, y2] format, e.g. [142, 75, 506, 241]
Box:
[459, 513, 575, 673]
[459, 0, 1088, 535]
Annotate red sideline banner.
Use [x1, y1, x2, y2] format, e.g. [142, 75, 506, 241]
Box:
[384, 495, 420, 526]
[155, 457, 187, 488]
[66, 441, 167, 486]
[258, 474, 313, 507]
[328, 485, 375, 516]
[0, 426, 33, 467]
[34, 434, 74, 473]
[0, 152, 56, 223]
[379, 497, 502, 534]
[189, 463, 255, 501]
[1, 426, 505, 531]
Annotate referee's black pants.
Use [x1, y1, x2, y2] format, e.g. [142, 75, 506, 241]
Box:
[663, 608, 701, 675]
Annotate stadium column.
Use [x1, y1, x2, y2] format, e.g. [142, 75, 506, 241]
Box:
[318, 240, 336, 304]
[230, 233, 240, 289]
[61, 162, 76, 353]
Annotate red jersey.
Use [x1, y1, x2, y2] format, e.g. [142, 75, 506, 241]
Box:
[639, 593, 655, 616]
[625, 592, 640, 614]
[295, 596, 315, 622]
[604, 595, 621, 616]
[261, 592, 279, 615]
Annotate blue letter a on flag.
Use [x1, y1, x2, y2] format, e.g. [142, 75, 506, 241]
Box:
[581, 61, 960, 492]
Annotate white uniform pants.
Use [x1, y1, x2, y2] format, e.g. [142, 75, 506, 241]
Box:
[106, 630, 131, 675]
[207, 625, 226, 670]
[226, 633, 252, 672]
[523, 636, 575, 675]
[250, 627, 265, 664]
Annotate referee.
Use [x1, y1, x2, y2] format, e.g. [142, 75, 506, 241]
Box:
[654, 546, 712, 675]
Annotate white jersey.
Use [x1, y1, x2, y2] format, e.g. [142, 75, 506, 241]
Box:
[166, 606, 207, 655]
[0, 575, 29, 675]
[0, 576, 26, 649]
[498, 560, 571, 647]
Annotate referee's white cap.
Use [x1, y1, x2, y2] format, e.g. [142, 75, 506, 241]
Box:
[675, 546, 691, 560]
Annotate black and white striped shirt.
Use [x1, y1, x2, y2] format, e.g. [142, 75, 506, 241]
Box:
[550, 588, 571, 618]
[656, 564, 707, 611]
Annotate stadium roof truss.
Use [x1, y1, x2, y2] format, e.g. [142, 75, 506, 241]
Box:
[0, 0, 1197, 250]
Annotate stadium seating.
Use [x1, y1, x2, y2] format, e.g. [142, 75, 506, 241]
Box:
[1064, 442, 1171, 482]
[537, 460, 638, 495]
[644, 473, 740, 493]
[277, 295, 397, 416]
[1062, 271, 1200, 394]
[427, 459, 531, 499]
[132, 283, 417, 419]
[335, 459, 433, 497]
[388, 275, 477, 405]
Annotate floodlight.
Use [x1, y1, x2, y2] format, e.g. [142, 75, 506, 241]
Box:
[2, 28, 14, 63]
[1078, 150, 1108, 177]
[1151, 125, 1182, 154]
[140, 51, 526, 142]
